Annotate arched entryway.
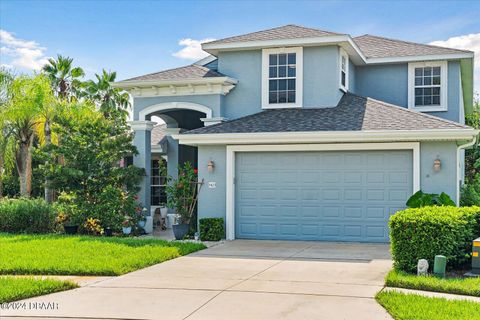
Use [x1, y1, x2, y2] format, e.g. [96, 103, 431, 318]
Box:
[130, 101, 214, 232]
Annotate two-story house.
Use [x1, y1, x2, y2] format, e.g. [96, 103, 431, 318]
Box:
[113, 25, 476, 242]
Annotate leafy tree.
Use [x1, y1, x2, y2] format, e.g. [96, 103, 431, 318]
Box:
[83, 70, 130, 120]
[39, 103, 143, 229]
[42, 55, 85, 101]
[465, 92, 480, 182]
[0, 69, 15, 198]
[4, 74, 54, 196]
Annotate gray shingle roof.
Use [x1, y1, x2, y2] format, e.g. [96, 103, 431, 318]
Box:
[151, 124, 167, 145]
[353, 34, 472, 59]
[204, 24, 343, 46]
[122, 65, 225, 82]
[184, 93, 467, 135]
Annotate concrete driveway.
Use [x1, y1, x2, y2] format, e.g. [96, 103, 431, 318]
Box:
[2, 240, 392, 320]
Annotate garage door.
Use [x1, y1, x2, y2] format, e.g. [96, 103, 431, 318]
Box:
[235, 150, 412, 242]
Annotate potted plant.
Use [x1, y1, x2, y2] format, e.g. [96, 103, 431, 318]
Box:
[56, 212, 79, 235]
[135, 206, 147, 228]
[104, 227, 113, 237]
[122, 216, 132, 235]
[55, 192, 81, 235]
[166, 163, 203, 240]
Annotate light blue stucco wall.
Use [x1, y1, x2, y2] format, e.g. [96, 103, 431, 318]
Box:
[132, 95, 223, 120]
[217, 50, 262, 119]
[348, 59, 356, 93]
[354, 61, 461, 122]
[303, 46, 343, 107]
[197, 145, 227, 220]
[420, 141, 459, 203]
[197, 142, 460, 223]
[217, 46, 344, 119]
[355, 63, 408, 107]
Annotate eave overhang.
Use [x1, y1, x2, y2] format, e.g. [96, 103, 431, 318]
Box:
[202, 35, 474, 66]
[173, 129, 479, 146]
[111, 77, 238, 98]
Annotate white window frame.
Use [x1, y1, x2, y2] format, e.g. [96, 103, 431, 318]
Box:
[408, 61, 448, 112]
[262, 47, 303, 109]
[339, 48, 349, 92]
[151, 157, 167, 206]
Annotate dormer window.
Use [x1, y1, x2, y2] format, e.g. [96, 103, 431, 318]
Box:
[408, 61, 447, 112]
[262, 47, 303, 109]
[339, 48, 349, 91]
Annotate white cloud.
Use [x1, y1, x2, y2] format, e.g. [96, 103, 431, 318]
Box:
[0, 30, 49, 70]
[172, 38, 215, 60]
[429, 33, 480, 93]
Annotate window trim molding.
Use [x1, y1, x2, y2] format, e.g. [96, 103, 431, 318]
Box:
[339, 47, 349, 92]
[408, 61, 448, 112]
[262, 47, 303, 109]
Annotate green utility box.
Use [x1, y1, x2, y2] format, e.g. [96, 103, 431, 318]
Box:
[473, 237, 480, 275]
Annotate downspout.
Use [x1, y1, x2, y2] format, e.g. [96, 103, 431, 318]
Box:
[457, 134, 478, 205]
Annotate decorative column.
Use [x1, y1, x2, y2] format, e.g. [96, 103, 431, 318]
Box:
[164, 128, 181, 182]
[129, 121, 156, 215]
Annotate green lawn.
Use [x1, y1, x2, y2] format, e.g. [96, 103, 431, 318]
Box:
[376, 290, 480, 320]
[386, 269, 480, 297]
[0, 277, 78, 303]
[0, 234, 206, 276]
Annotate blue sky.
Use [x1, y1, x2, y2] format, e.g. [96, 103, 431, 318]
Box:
[1, 0, 479, 90]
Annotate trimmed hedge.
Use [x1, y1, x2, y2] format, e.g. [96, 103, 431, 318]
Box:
[199, 218, 225, 241]
[0, 198, 56, 233]
[389, 206, 480, 273]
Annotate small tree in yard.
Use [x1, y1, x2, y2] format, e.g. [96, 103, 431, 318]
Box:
[4, 74, 54, 197]
[39, 103, 144, 231]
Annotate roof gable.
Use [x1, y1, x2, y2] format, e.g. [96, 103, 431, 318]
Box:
[123, 64, 225, 82]
[354, 34, 472, 59]
[204, 24, 343, 46]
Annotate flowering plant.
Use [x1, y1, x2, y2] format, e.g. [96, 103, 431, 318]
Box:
[166, 162, 202, 224]
[84, 218, 103, 235]
[122, 216, 133, 227]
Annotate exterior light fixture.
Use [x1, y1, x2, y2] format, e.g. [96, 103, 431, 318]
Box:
[207, 160, 215, 173]
[433, 158, 441, 172]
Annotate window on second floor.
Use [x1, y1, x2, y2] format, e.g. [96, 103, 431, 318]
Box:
[262, 47, 303, 109]
[339, 48, 349, 91]
[408, 61, 447, 112]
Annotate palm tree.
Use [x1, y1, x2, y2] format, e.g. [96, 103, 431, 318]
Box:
[84, 70, 130, 119]
[5, 74, 54, 197]
[42, 55, 85, 201]
[42, 55, 85, 102]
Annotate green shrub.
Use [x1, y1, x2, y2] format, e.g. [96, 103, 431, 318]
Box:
[389, 206, 480, 273]
[0, 198, 56, 233]
[461, 175, 480, 206]
[199, 218, 225, 241]
[406, 190, 455, 208]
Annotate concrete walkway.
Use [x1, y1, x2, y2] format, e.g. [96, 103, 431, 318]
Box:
[1, 240, 393, 320]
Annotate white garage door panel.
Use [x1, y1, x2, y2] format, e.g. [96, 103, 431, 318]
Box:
[234, 150, 412, 242]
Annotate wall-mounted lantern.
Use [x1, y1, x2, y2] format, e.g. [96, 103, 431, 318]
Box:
[207, 160, 215, 173]
[433, 158, 442, 172]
